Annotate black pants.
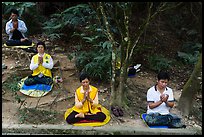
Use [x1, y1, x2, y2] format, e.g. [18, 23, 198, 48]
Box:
[145, 113, 186, 128]
[24, 75, 53, 86]
[6, 29, 32, 46]
[66, 111, 106, 124]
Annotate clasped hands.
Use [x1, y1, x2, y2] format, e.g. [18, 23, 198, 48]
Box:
[38, 57, 43, 65]
[82, 91, 93, 104]
[160, 94, 169, 103]
[75, 91, 93, 118]
[10, 28, 16, 33]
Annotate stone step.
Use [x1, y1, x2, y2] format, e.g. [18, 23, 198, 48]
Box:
[2, 124, 202, 135]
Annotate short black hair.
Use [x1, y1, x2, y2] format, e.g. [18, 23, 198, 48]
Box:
[11, 9, 19, 16]
[79, 73, 90, 82]
[157, 71, 170, 81]
[36, 41, 46, 50]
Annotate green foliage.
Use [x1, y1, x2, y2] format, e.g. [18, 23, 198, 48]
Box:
[177, 51, 199, 65]
[2, 75, 21, 93]
[72, 23, 108, 43]
[72, 18, 112, 80]
[2, 2, 36, 16]
[148, 55, 172, 72]
[186, 29, 198, 36]
[180, 42, 202, 53]
[18, 108, 29, 124]
[75, 43, 111, 80]
[67, 53, 75, 61]
[177, 42, 202, 65]
[43, 4, 94, 40]
[42, 3, 112, 80]
[2, 75, 22, 103]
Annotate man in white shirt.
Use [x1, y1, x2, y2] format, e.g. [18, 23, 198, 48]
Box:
[145, 71, 185, 128]
[5, 8, 32, 46]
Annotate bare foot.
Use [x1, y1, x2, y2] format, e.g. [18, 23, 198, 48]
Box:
[75, 112, 85, 118]
[20, 38, 26, 42]
[86, 112, 93, 115]
[20, 38, 28, 42]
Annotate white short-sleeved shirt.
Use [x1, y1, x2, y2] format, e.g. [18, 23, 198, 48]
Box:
[146, 85, 174, 115]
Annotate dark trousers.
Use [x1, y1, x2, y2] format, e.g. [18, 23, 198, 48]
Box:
[145, 113, 185, 128]
[6, 29, 32, 46]
[145, 113, 172, 126]
[24, 75, 53, 86]
[66, 111, 106, 124]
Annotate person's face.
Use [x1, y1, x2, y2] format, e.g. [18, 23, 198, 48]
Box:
[11, 13, 18, 21]
[37, 45, 45, 54]
[81, 78, 90, 90]
[157, 79, 168, 90]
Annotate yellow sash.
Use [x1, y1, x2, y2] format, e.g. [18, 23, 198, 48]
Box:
[32, 53, 52, 78]
[72, 86, 101, 114]
[64, 85, 111, 126]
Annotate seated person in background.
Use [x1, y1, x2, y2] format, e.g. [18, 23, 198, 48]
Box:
[5, 8, 32, 46]
[24, 41, 53, 86]
[65, 73, 107, 124]
[145, 71, 185, 128]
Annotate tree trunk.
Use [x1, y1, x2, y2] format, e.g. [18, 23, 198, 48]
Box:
[110, 47, 117, 107]
[178, 52, 202, 116]
[118, 61, 128, 105]
[98, 2, 118, 107]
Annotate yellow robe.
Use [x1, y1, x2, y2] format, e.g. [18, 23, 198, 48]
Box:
[72, 86, 102, 114]
[64, 85, 111, 126]
[32, 53, 52, 78]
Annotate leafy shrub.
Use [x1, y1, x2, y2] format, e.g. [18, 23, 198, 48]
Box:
[148, 55, 172, 72]
[2, 2, 36, 17]
[2, 75, 21, 93]
[75, 41, 112, 81]
[42, 3, 112, 80]
[177, 42, 202, 65]
[72, 18, 112, 81]
[2, 75, 22, 103]
[42, 4, 94, 41]
[177, 51, 199, 65]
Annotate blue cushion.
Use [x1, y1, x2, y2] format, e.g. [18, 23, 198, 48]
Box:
[141, 113, 168, 128]
[22, 83, 52, 91]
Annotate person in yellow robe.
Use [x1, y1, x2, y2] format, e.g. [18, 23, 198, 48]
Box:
[24, 41, 53, 86]
[65, 73, 109, 125]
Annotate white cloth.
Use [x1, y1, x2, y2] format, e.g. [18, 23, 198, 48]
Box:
[30, 53, 54, 77]
[146, 85, 174, 115]
[5, 19, 28, 40]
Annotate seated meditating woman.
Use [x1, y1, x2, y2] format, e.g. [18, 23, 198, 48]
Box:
[65, 73, 110, 125]
[5, 8, 32, 46]
[24, 41, 53, 86]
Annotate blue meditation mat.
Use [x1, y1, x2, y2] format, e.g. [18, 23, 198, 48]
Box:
[141, 113, 169, 128]
[21, 83, 52, 91]
[18, 77, 53, 97]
